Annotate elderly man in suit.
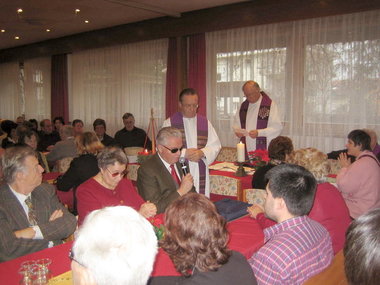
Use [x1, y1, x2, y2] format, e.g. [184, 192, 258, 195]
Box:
[137, 127, 195, 213]
[0, 146, 77, 262]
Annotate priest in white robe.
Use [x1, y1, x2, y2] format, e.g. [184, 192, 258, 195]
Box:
[233, 81, 283, 155]
[163, 88, 221, 197]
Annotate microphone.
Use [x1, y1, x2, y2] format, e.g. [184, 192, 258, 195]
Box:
[179, 157, 189, 176]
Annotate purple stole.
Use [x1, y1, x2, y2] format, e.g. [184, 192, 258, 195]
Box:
[239, 92, 272, 158]
[170, 112, 208, 194]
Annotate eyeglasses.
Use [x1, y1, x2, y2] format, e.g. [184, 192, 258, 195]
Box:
[106, 168, 128, 177]
[162, 145, 183, 154]
[69, 249, 85, 267]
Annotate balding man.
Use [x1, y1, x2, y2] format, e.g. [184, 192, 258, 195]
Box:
[233, 81, 282, 156]
[0, 146, 77, 261]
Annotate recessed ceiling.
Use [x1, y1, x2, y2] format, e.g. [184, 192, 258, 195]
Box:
[0, 0, 248, 50]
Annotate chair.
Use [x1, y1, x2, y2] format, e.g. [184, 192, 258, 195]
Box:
[216, 147, 237, 162]
[127, 163, 140, 181]
[210, 174, 242, 200]
[328, 159, 342, 175]
[242, 188, 267, 207]
[304, 250, 348, 285]
[55, 157, 74, 173]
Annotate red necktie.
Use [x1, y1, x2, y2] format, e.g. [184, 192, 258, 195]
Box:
[170, 165, 181, 186]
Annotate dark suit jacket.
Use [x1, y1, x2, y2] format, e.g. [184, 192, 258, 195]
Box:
[137, 154, 195, 213]
[0, 183, 77, 262]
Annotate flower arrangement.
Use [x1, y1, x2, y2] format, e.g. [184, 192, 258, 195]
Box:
[148, 217, 165, 241]
[247, 149, 270, 169]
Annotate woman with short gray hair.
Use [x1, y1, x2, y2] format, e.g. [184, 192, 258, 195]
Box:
[76, 147, 156, 225]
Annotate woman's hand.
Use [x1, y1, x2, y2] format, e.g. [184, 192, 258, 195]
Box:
[338, 152, 352, 168]
[247, 204, 264, 219]
[139, 201, 157, 218]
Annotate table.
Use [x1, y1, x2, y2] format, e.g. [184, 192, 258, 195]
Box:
[0, 216, 264, 284]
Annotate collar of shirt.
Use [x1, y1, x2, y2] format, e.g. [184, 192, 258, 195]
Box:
[264, 215, 308, 242]
[157, 152, 177, 173]
[8, 184, 30, 214]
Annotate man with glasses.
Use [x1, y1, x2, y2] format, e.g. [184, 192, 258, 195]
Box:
[233, 81, 283, 157]
[137, 127, 195, 213]
[162, 88, 221, 197]
[0, 146, 76, 262]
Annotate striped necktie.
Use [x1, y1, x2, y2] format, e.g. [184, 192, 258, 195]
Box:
[25, 196, 38, 226]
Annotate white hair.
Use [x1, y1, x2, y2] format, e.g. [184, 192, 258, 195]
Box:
[73, 206, 158, 285]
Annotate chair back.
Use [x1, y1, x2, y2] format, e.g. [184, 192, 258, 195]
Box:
[124, 147, 143, 156]
[242, 188, 267, 207]
[210, 175, 242, 199]
[216, 147, 237, 162]
[56, 157, 74, 173]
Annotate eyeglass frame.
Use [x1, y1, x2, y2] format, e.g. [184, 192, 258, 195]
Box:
[161, 145, 183, 154]
[105, 167, 128, 177]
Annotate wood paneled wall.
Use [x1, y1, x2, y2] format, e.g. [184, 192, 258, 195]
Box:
[1, 0, 379, 62]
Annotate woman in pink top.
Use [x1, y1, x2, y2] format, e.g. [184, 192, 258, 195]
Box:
[337, 129, 380, 219]
[249, 148, 351, 254]
[76, 147, 157, 225]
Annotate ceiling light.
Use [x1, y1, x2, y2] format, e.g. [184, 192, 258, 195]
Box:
[1, 30, 5, 33]
[17, 8, 23, 14]
[15, 36, 20, 40]
[84, 20, 89, 24]
[75, 9, 80, 14]
[46, 29, 51, 32]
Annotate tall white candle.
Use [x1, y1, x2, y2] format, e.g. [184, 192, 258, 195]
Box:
[237, 141, 245, 162]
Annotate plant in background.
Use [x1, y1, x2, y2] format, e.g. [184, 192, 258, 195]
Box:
[248, 149, 270, 169]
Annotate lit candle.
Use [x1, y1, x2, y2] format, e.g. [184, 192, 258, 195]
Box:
[144, 149, 149, 154]
[237, 141, 245, 162]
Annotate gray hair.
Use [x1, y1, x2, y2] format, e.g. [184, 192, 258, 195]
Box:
[60, 125, 74, 139]
[157, 127, 182, 146]
[72, 206, 158, 285]
[97, 147, 128, 170]
[1, 146, 36, 184]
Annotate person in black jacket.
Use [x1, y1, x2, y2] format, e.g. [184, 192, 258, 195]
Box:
[93, 118, 116, 147]
[252, 136, 293, 189]
[56, 132, 104, 214]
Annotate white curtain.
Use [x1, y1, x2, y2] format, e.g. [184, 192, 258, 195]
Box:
[69, 39, 168, 137]
[206, 10, 380, 153]
[23, 57, 51, 122]
[0, 62, 21, 120]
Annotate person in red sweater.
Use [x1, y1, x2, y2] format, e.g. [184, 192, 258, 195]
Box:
[248, 147, 351, 254]
[76, 147, 156, 225]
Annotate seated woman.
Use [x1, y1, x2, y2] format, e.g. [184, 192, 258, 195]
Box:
[249, 148, 351, 254]
[56, 132, 104, 213]
[1, 120, 18, 149]
[252, 136, 293, 189]
[76, 147, 156, 225]
[17, 127, 50, 173]
[152, 193, 257, 285]
[337, 129, 380, 219]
